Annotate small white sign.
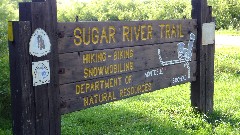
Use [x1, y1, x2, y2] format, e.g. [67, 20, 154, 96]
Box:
[202, 22, 215, 45]
[32, 60, 50, 86]
[29, 28, 51, 57]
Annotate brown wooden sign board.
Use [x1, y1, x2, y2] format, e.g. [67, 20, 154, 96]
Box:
[9, 0, 214, 134]
[58, 20, 198, 114]
[58, 20, 196, 53]
[60, 61, 197, 114]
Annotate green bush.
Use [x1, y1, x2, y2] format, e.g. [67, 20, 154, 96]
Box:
[0, 0, 20, 120]
[208, 0, 240, 30]
[57, 0, 240, 30]
[57, 0, 191, 22]
[0, 54, 10, 118]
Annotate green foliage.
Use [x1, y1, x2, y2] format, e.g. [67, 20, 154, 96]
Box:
[57, 0, 191, 22]
[57, 0, 240, 30]
[0, 54, 10, 118]
[0, 117, 12, 135]
[0, 0, 20, 123]
[208, 0, 240, 30]
[216, 29, 240, 36]
[215, 47, 240, 79]
[0, 45, 11, 133]
[0, 0, 20, 55]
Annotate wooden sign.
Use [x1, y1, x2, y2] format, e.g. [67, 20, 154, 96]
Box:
[58, 20, 198, 114]
[9, 0, 214, 134]
[57, 20, 196, 53]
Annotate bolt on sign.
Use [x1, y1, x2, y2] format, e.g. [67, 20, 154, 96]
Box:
[9, 0, 214, 134]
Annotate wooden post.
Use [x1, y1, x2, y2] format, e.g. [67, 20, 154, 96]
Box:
[9, 21, 35, 135]
[191, 0, 214, 113]
[10, 0, 60, 134]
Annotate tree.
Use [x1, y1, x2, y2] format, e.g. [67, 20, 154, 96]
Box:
[0, 0, 20, 55]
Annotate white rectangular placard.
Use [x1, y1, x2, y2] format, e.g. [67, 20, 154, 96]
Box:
[32, 60, 50, 86]
[202, 22, 215, 45]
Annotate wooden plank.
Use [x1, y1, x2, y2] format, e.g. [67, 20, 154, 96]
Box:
[191, 0, 214, 113]
[18, 22, 36, 135]
[19, 2, 31, 21]
[60, 62, 197, 114]
[205, 6, 214, 113]
[44, 0, 61, 134]
[191, 0, 207, 113]
[59, 41, 197, 84]
[30, 3, 50, 134]
[9, 21, 35, 135]
[19, 1, 60, 135]
[57, 19, 197, 53]
[9, 21, 21, 135]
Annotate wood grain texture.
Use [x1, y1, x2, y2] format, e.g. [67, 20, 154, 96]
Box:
[44, 0, 61, 134]
[57, 19, 197, 53]
[191, 0, 214, 113]
[57, 19, 198, 115]
[18, 0, 60, 134]
[60, 61, 197, 114]
[59, 41, 197, 84]
[205, 6, 215, 113]
[9, 21, 35, 135]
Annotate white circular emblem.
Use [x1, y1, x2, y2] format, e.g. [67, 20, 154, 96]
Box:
[29, 28, 51, 57]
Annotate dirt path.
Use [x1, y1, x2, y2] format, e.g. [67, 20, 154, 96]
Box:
[215, 35, 240, 47]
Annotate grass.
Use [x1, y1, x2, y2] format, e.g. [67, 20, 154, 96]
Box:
[216, 29, 240, 36]
[0, 46, 240, 135]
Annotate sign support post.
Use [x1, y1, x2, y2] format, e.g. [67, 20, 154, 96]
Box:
[191, 0, 215, 113]
[9, 0, 60, 134]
